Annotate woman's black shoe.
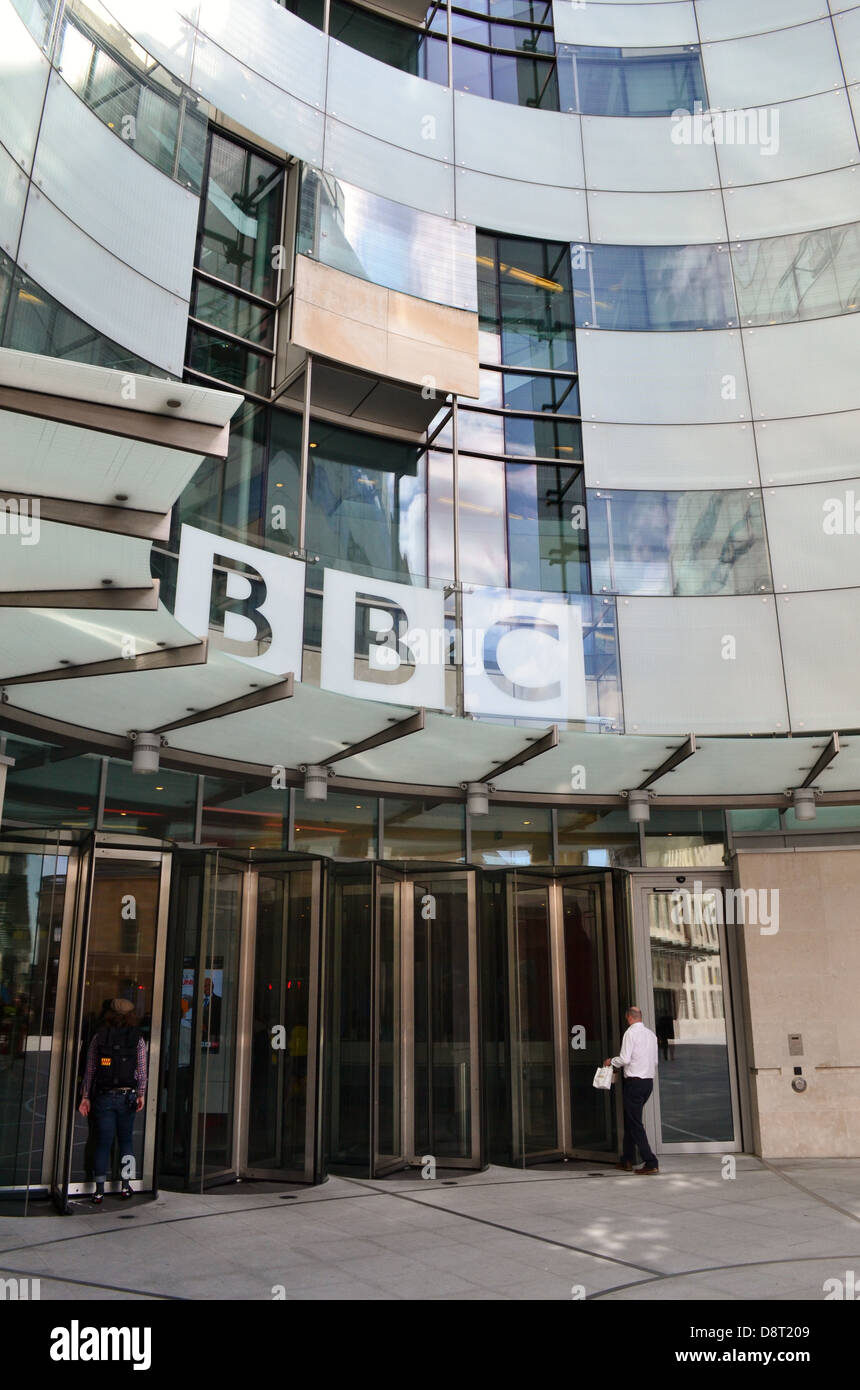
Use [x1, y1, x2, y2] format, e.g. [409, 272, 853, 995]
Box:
[91, 1192, 104, 1205]
[120, 1184, 134, 1199]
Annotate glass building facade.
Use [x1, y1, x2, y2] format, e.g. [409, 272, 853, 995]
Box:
[2, 0, 860, 1198]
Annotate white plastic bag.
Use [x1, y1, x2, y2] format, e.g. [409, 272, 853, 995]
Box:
[592, 1065, 613, 1090]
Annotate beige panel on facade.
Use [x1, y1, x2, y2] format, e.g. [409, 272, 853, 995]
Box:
[735, 848, 860, 1157]
[291, 256, 479, 397]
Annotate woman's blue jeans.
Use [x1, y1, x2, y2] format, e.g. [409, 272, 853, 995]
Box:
[92, 1093, 137, 1182]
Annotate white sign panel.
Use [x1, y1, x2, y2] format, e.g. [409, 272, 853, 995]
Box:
[173, 524, 305, 676]
[320, 569, 446, 709]
[462, 589, 587, 720]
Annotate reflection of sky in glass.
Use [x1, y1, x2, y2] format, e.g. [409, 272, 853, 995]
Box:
[305, 169, 477, 311]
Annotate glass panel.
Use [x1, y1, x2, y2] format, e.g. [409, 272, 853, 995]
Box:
[733, 224, 860, 328]
[305, 419, 427, 585]
[194, 860, 242, 1177]
[490, 23, 554, 55]
[57, 0, 208, 190]
[176, 401, 266, 547]
[264, 407, 302, 553]
[11, 0, 55, 49]
[0, 846, 66, 1188]
[649, 889, 734, 1143]
[326, 869, 372, 1168]
[248, 869, 313, 1171]
[514, 884, 557, 1153]
[498, 238, 576, 371]
[201, 779, 288, 850]
[728, 808, 782, 834]
[563, 883, 614, 1153]
[558, 44, 705, 117]
[159, 857, 200, 1180]
[452, 43, 492, 99]
[644, 809, 727, 868]
[329, 0, 443, 77]
[412, 877, 473, 1159]
[457, 454, 507, 587]
[491, 53, 559, 110]
[1, 255, 157, 374]
[2, 736, 101, 829]
[188, 325, 272, 396]
[572, 244, 736, 331]
[298, 165, 478, 311]
[382, 799, 465, 862]
[275, 0, 326, 28]
[293, 791, 377, 860]
[72, 858, 160, 1187]
[471, 807, 552, 866]
[503, 415, 583, 461]
[503, 371, 579, 416]
[199, 133, 284, 299]
[557, 808, 639, 867]
[588, 488, 771, 597]
[192, 280, 276, 348]
[375, 876, 401, 1164]
[506, 462, 588, 593]
[427, 450, 455, 584]
[101, 762, 196, 840]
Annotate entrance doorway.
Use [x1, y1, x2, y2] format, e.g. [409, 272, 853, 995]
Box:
[486, 869, 623, 1166]
[52, 839, 171, 1206]
[326, 864, 480, 1177]
[160, 850, 323, 1189]
[631, 874, 745, 1154]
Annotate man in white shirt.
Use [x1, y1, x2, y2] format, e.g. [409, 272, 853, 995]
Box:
[604, 1006, 659, 1174]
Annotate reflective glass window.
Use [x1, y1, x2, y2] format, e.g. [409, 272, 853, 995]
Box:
[471, 806, 552, 865]
[1, 257, 156, 374]
[264, 408, 302, 553]
[188, 326, 273, 396]
[588, 488, 771, 597]
[504, 415, 582, 460]
[452, 43, 492, 98]
[556, 808, 640, 866]
[275, 0, 326, 27]
[330, 0, 444, 76]
[457, 455, 507, 586]
[558, 44, 705, 117]
[102, 762, 197, 840]
[490, 23, 554, 54]
[199, 135, 284, 300]
[176, 402, 267, 547]
[201, 779, 288, 849]
[2, 737, 101, 829]
[644, 809, 726, 868]
[298, 166, 478, 311]
[571, 244, 736, 331]
[490, 52, 559, 109]
[427, 451, 455, 584]
[293, 792, 377, 859]
[191, 281, 276, 349]
[506, 462, 588, 593]
[503, 372, 579, 415]
[382, 799, 466, 861]
[733, 224, 860, 327]
[306, 420, 427, 584]
[496, 238, 576, 371]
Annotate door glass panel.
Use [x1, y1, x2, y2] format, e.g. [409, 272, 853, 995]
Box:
[326, 872, 373, 1168]
[72, 858, 160, 1187]
[375, 877, 401, 1165]
[412, 877, 473, 1161]
[248, 870, 313, 1172]
[562, 883, 615, 1154]
[0, 846, 66, 1189]
[194, 860, 242, 1178]
[649, 889, 734, 1144]
[514, 884, 557, 1155]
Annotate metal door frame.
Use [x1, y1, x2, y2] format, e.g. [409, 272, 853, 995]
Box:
[235, 857, 322, 1183]
[402, 868, 481, 1171]
[53, 841, 171, 1205]
[631, 870, 744, 1155]
[508, 871, 561, 1164]
[372, 865, 407, 1176]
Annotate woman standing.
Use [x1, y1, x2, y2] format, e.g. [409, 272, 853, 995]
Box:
[78, 998, 147, 1204]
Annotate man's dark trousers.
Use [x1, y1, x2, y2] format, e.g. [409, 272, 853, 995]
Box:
[621, 1077, 658, 1167]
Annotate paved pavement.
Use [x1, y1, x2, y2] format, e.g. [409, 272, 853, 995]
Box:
[1, 1156, 859, 1301]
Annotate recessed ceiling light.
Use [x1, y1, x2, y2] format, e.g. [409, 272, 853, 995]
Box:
[155, 785, 163, 791]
